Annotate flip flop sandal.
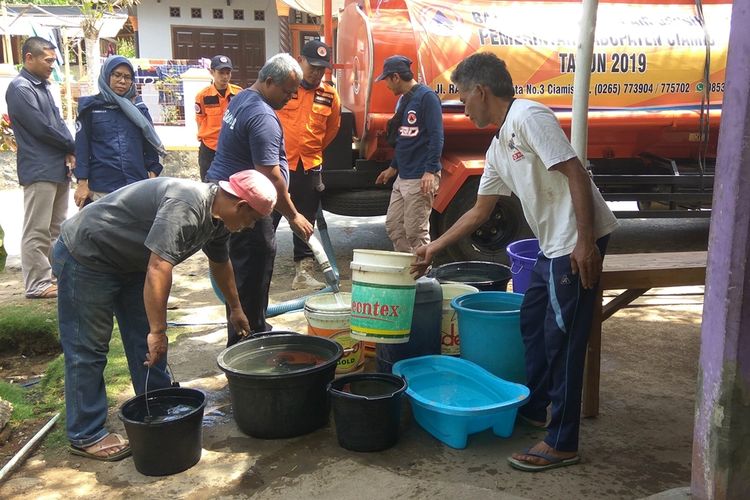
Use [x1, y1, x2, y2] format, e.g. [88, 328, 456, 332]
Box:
[507, 449, 581, 472]
[27, 285, 57, 299]
[70, 433, 131, 462]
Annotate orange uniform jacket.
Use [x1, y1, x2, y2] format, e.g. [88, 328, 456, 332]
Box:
[276, 81, 341, 171]
[195, 83, 243, 151]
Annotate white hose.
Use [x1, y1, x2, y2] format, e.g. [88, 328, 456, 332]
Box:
[0, 412, 60, 483]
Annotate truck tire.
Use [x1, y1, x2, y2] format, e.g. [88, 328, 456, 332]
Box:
[322, 189, 390, 216]
[435, 177, 531, 264]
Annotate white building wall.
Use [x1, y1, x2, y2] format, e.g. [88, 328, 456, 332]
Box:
[136, 0, 281, 59]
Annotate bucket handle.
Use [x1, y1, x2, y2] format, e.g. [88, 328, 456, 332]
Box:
[359, 375, 408, 401]
[510, 261, 524, 274]
[144, 362, 179, 418]
[350, 262, 411, 274]
[330, 375, 408, 401]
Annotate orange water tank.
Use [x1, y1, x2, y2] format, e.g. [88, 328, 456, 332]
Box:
[335, 0, 729, 162]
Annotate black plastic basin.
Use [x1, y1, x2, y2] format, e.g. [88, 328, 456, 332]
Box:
[217, 331, 343, 439]
[428, 261, 512, 291]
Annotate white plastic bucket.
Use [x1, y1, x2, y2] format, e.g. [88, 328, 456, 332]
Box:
[350, 249, 417, 344]
[304, 292, 364, 375]
[440, 283, 479, 355]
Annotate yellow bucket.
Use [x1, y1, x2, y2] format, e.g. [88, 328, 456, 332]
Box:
[350, 249, 416, 344]
[304, 292, 364, 375]
[440, 283, 479, 355]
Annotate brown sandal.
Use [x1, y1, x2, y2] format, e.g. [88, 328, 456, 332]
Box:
[70, 433, 131, 462]
[28, 284, 57, 299]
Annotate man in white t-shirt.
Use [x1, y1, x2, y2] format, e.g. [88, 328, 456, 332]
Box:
[413, 53, 618, 472]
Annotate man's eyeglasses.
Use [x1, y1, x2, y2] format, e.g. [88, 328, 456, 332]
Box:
[111, 72, 133, 83]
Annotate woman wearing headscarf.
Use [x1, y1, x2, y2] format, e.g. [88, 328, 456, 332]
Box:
[73, 55, 166, 207]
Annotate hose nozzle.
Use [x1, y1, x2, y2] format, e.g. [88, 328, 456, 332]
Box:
[305, 234, 340, 291]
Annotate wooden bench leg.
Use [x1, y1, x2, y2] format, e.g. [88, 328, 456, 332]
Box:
[582, 288, 604, 418]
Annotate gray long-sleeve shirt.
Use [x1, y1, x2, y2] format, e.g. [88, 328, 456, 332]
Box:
[6, 68, 75, 186]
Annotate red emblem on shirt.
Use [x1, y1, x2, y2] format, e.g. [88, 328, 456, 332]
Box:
[512, 150, 525, 161]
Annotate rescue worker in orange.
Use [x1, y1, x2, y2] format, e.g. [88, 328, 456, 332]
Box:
[275, 40, 341, 289]
[195, 55, 242, 181]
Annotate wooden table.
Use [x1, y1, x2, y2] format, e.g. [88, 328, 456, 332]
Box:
[582, 251, 708, 417]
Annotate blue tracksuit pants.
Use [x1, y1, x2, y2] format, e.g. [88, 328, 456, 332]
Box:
[519, 235, 609, 452]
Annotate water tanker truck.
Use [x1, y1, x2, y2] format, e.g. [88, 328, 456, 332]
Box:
[320, 0, 730, 262]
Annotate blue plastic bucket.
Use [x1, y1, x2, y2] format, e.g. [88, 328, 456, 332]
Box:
[451, 291, 526, 384]
[506, 239, 540, 294]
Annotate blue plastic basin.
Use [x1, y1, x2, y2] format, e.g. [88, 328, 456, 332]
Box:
[392, 355, 529, 449]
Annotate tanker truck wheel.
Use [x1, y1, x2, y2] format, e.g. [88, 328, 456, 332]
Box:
[435, 177, 531, 264]
[322, 189, 390, 216]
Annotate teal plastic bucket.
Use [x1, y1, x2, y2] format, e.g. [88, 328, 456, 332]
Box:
[451, 291, 526, 384]
[506, 239, 540, 294]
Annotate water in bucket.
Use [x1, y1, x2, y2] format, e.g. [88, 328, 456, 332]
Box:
[224, 344, 332, 375]
[429, 261, 511, 291]
[135, 401, 199, 424]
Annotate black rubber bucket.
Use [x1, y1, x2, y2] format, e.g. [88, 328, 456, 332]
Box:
[217, 331, 343, 439]
[328, 373, 407, 452]
[428, 261, 512, 291]
[118, 387, 206, 476]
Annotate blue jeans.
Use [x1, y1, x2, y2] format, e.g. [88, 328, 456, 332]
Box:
[518, 235, 609, 452]
[52, 239, 170, 447]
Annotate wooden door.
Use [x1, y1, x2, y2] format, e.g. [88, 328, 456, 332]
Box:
[171, 26, 265, 87]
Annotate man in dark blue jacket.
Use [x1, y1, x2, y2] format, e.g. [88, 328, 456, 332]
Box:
[6, 36, 75, 299]
[375, 55, 444, 253]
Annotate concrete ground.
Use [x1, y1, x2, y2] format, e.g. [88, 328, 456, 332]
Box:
[0, 188, 709, 499]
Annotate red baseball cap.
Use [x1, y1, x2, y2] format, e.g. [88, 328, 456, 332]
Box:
[219, 170, 277, 216]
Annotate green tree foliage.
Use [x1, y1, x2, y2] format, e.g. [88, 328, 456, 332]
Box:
[78, 1, 138, 91]
[5, 0, 73, 5]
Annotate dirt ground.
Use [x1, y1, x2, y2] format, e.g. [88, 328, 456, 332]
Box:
[0, 170, 708, 498]
[0, 265, 60, 470]
[0, 247, 706, 499]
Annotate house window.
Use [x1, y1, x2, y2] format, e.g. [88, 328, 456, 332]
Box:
[254, 10, 265, 21]
[213, 8, 223, 19]
[191, 8, 202, 18]
[169, 7, 181, 17]
[233, 9, 244, 20]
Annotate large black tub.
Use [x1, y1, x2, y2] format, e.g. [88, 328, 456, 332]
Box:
[428, 261, 512, 291]
[217, 331, 343, 439]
